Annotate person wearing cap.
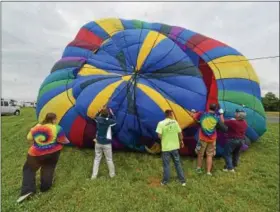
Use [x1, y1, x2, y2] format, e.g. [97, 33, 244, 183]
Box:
[222, 109, 248, 172]
[191, 104, 225, 176]
[156, 109, 186, 186]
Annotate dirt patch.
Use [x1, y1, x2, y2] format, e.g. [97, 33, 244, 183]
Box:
[147, 176, 161, 188]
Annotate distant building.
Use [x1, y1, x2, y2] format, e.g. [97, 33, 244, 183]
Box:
[23, 101, 36, 108]
[1, 98, 36, 108]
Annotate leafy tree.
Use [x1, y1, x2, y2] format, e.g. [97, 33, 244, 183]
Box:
[262, 92, 279, 111]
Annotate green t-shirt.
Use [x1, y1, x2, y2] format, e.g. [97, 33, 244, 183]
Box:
[156, 118, 182, 152]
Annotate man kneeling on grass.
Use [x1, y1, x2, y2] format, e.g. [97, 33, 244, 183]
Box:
[222, 109, 248, 173]
[156, 110, 186, 186]
[91, 107, 116, 179]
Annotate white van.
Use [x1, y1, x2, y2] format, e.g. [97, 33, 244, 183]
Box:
[1, 99, 21, 116]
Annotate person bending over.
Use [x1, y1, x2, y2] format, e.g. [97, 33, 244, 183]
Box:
[156, 110, 186, 186]
[17, 113, 69, 203]
[91, 107, 116, 179]
[222, 109, 248, 172]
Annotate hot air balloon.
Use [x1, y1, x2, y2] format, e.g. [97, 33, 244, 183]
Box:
[36, 18, 266, 156]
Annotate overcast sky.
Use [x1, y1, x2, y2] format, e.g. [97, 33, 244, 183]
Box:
[2, 2, 279, 101]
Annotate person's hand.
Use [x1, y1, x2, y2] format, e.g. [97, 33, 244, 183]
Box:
[180, 140, 184, 148]
[190, 109, 196, 117]
[109, 108, 115, 116]
[218, 108, 224, 114]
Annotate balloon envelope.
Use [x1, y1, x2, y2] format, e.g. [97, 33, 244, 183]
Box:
[36, 18, 266, 156]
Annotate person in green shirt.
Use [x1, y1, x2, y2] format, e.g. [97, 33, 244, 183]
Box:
[156, 110, 186, 186]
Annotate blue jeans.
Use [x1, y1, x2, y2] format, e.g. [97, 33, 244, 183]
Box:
[223, 139, 243, 170]
[162, 150, 186, 184]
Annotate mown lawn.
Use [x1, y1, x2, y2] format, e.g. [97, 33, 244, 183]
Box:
[1, 108, 279, 212]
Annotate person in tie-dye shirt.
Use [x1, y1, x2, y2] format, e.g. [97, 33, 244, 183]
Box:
[191, 104, 225, 176]
[17, 113, 69, 203]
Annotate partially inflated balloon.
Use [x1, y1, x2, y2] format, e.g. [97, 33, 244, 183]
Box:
[36, 18, 266, 156]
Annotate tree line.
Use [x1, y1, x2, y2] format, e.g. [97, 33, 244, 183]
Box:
[261, 92, 280, 112]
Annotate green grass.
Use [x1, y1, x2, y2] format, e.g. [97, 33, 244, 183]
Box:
[1, 108, 279, 212]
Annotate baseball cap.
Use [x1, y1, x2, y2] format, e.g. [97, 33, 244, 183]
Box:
[236, 109, 245, 113]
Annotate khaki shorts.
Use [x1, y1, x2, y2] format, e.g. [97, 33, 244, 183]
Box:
[198, 140, 216, 157]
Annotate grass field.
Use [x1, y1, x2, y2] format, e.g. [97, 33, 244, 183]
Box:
[1, 108, 279, 212]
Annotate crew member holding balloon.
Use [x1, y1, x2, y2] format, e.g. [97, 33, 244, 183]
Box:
[222, 109, 248, 172]
[17, 113, 70, 203]
[191, 104, 225, 176]
[91, 107, 116, 179]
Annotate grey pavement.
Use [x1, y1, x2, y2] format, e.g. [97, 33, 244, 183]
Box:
[267, 116, 279, 123]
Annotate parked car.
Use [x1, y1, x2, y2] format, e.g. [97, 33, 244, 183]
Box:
[1, 99, 21, 116]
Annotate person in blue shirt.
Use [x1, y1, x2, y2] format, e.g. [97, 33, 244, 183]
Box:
[91, 107, 116, 179]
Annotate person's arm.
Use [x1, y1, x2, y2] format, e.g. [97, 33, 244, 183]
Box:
[156, 123, 162, 140]
[217, 121, 228, 132]
[56, 126, 70, 144]
[95, 107, 104, 118]
[108, 108, 117, 125]
[27, 130, 33, 141]
[26, 124, 38, 141]
[224, 120, 236, 130]
[178, 132, 184, 148]
[176, 122, 184, 148]
[218, 109, 225, 123]
[220, 114, 225, 123]
[192, 111, 202, 123]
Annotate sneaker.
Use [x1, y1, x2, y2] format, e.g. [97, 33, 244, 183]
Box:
[196, 168, 203, 174]
[161, 182, 167, 186]
[110, 175, 115, 178]
[91, 176, 97, 180]
[206, 172, 212, 176]
[223, 169, 235, 173]
[182, 183, 186, 187]
[17, 192, 33, 203]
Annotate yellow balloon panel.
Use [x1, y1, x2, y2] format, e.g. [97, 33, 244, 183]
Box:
[208, 55, 260, 83]
[39, 89, 76, 123]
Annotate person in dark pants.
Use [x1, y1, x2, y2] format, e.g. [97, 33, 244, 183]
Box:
[156, 110, 186, 186]
[222, 109, 248, 173]
[17, 113, 69, 203]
